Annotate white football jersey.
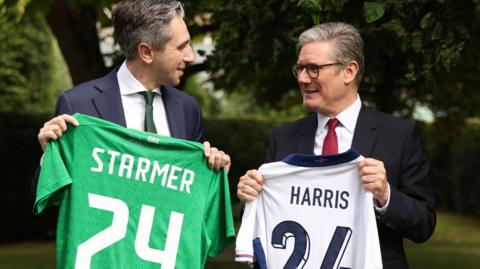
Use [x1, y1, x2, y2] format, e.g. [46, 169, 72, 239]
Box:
[235, 149, 382, 269]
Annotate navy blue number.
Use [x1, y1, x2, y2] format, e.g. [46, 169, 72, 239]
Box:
[271, 221, 310, 269]
[272, 222, 352, 269]
[320, 226, 352, 269]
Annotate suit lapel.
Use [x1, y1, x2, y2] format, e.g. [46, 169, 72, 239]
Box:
[297, 113, 317, 155]
[352, 104, 378, 156]
[162, 86, 185, 139]
[92, 68, 127, 127]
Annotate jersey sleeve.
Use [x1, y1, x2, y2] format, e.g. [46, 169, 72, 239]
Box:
[33, 126, 76, 214]
[363, 192, 383, 269]
[234, 200, 257, 263]
[204, 168, 236, 257]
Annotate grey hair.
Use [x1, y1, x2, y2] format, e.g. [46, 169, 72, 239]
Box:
[299, 22, 364, 85]
[113, 0, 185, 59]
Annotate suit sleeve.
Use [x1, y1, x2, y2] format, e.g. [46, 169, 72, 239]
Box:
[377, 123, 436, 243]
[54, 93, 74, 115]
[192, 101, 204, 142]
[265, 130, 277, 163]
[182, 94, 204, 142]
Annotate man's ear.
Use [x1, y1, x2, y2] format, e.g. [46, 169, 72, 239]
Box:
[344, 61, 359, 85]
[137, 42, 154, 64]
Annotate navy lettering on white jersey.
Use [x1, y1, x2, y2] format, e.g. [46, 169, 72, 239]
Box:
[235, 149, 382, 269]
[290, 186, 350, 209]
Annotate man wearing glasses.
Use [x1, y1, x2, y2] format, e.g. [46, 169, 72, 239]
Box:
[237, 22, 435, 269]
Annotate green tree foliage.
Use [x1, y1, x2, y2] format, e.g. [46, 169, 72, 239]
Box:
[3, 0, 479, 119]
[2, 0, 220, 84]
[210, 0, 480, 119]
[0, 7, 60, 113]
[209, 0, 307, 111]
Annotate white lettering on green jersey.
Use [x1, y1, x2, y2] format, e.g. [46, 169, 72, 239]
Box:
[34, 114, 235, 269]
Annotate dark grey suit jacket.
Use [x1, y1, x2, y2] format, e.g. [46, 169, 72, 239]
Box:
[265, 105, 436, 269]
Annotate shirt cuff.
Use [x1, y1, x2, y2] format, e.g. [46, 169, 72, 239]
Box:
[374, 183, 390, 214]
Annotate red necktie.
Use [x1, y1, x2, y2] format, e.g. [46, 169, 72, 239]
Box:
[322, 118, 339, 155]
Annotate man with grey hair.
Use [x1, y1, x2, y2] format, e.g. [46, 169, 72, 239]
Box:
[36, 0, 230, 169]
[237, 22, 435, 269]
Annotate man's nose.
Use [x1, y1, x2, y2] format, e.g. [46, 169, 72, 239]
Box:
[184, 45, 195, 63]
[297, 69, 311, 84]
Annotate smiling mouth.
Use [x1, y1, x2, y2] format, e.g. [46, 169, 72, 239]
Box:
[302, 88, 318, 94]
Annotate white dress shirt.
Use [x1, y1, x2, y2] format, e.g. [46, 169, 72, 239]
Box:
[313, 95, 390, 212]
[314, 95, 362, 155]
[117, 61, 171, 136]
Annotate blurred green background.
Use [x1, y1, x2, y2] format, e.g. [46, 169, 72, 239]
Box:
[1, 0, 480, 268]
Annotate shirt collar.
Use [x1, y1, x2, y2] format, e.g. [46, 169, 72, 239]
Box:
[317, 94, 361, 133]
[117, 61, 161, 96]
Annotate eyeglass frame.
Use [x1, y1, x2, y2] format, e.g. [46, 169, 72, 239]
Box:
[292, 62, 343, 79]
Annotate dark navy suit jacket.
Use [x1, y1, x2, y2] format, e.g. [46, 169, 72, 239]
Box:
[54, 67, 204, 141]
[265, 105, 436, 269]
[32, 67, 204, 195]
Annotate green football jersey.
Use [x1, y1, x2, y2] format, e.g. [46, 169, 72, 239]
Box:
[34, 114, 235, 269]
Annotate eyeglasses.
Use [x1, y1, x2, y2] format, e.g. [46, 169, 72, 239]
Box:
[292, 62, 342, 79]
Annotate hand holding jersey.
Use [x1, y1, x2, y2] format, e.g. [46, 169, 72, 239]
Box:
[203, 141, 231, 172]
[359, 158, 389, 207]
[38, 114, 79, 152]
[237, 158, 390, 207]
[235, 150, 383, 269]
[237, 169, 264, 202]
[237, 22, 434, 268]
[38, 115, 230, 171]
[34, 114, 235, 269]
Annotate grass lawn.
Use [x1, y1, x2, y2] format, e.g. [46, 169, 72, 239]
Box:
[0, 241, 55, 269]
[405, 211, 480, 269]
[1, 211, 478, 268]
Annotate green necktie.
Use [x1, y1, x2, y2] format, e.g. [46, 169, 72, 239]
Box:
[141, 91, 157, 133]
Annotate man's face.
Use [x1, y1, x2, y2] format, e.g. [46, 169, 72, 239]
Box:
[152, 16, 195, 86]
[297, 41, 356, 116]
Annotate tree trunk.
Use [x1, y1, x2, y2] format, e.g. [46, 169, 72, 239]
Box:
[45, 0, 107, 85]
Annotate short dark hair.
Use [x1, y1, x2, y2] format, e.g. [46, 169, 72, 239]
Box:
[112, 0, 185, 59]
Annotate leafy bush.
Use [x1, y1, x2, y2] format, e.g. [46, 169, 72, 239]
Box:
[0, 10, 70, 114]
[0, 112, 54, 241]
[204, 117, 287, 201]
